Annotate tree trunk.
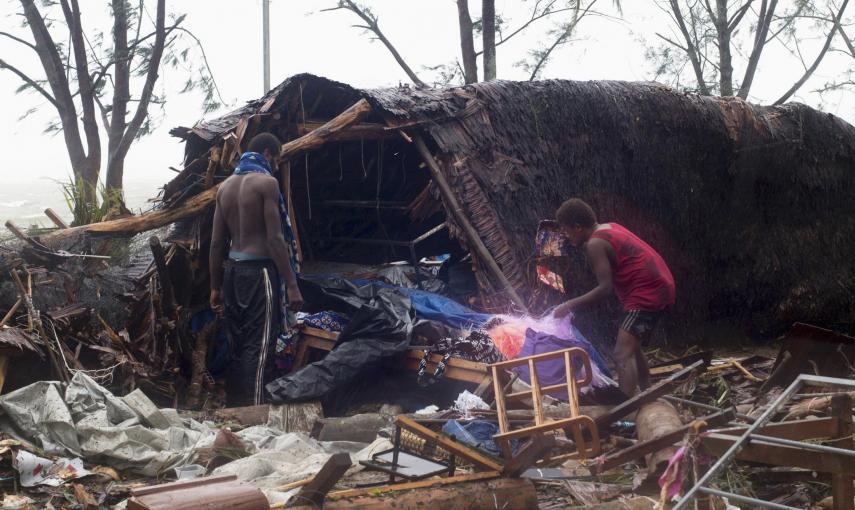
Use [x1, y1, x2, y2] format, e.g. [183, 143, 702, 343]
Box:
[715, 0, 733, 96]
[75, 161, 100, 206]
[105, 0, 130, 203]
[457, 0, 478, 84]
[482, 0, 496, 81]
[105, 158, 125, 204]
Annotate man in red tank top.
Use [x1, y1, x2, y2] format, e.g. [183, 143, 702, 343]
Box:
[553, 198, 675, 397]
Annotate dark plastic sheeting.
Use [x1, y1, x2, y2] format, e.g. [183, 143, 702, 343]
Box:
[266, 278, 414, 403]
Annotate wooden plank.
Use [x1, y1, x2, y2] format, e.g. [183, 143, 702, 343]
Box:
[403, 350, 488, 384]
[301, 478, 536, 510]
[302, 326, 341, 342]
[296, 120, 399, 141]
[327, 471, 501, 500]
[0, 354, 9, 395]
[529, 358, 545, 425]
[701, 433, 855, 476]
[832, 394, 854, 510]
[506, 383, 575, 402]
[595, 360, 704, 429]
[713, 417, 838, 441]
[286, 453, 351, 508]
[590, 409, 734, 474]
[0, 298, 22, 328]
[43, 208, 69, 229]
[494, 415, 598, 443]
[395, 415, 504, 472]
[492, 365, 510, 434]
[503, 433, 556, 477]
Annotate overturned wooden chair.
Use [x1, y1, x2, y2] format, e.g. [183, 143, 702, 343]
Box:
[489, 347, 600, 461]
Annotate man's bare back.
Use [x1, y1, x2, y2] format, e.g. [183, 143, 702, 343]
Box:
[209, 146, 302, 314]
[217, 172, 279, 257]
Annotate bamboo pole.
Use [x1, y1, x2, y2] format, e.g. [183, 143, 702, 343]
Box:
[412, 134, 528, 313]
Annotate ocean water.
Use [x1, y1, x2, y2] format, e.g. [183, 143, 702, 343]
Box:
[0, 177, 166, 228]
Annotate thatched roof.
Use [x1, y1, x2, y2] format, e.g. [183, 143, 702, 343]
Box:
[171, 73, 855, 338]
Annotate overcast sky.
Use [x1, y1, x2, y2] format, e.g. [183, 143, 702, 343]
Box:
[1, 0, 851, 221]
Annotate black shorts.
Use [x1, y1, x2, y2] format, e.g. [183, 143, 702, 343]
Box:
[619, 309, 666, 341]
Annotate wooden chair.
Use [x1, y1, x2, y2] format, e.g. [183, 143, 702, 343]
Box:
[489, 347, 600, 461]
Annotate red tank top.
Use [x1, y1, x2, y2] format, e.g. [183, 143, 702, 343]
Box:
[590, 223, 676, 312]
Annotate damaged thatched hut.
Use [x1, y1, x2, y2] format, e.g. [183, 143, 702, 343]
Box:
[46, 73, 855, 345]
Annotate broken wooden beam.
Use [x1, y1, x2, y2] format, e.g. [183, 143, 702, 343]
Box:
[312, 477, 536, 510]
[296, 120, 398, 141]
[700, 431, 855, 477]
[590, 409, 734, 475]
[43, 208, 69, 229]
[285, 453, 351, 508]
[149, 236, 175, 315]
[127, 474, 268, 510]
[502, 433, 556, 477]
[831, 393, 854, 510]
[327, 471, 499, 500]
[595, 359, 705, 430]
[41, 99, 373, 243]
[413, 134, 529, 313]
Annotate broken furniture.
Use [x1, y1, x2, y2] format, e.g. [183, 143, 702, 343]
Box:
[127, 474, 268, 510]
[590, 408, 735, 475]
[292, 325, 340, 370]
[489, 347, 600, 461]
[674, 374, 855, 510]
[595, 359, 706, 430]
[358, 414, 457, 483]
[290, 325, 491, 386]
[317, 223, 448, 289]
[761, 322, 855, 392]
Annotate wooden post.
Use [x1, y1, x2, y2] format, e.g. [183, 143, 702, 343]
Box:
[0, 298, 22, 328]
[831, 393, 854, 510]
[412, 134, 529, 313]
[286, 452, 352, 508]
[280, 160, 303, 264]
[44, 208, 69, 229]
[186, 320, 214, 408]
[203, 147, 221, 189]
[149, 237, 176, 315]
[0, 353, 10, 394]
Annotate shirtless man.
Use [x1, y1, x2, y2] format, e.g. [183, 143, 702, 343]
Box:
[553, 198, 675, 397]
[209, 133, 303, 406]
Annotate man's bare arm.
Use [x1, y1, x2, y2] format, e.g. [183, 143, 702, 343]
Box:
[209, 190, 229, 291]
[555, 238, 613, 316]
[209, 189, 229, 315]
[261, 178, 299, 288]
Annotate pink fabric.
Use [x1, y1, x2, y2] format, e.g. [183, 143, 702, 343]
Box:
[658, 445, 687, 500]
[487, 323, 527, 359]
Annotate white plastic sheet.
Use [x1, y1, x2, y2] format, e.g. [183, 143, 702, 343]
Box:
[13, 450, 90, 487]
[0, 373, 214, 476]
